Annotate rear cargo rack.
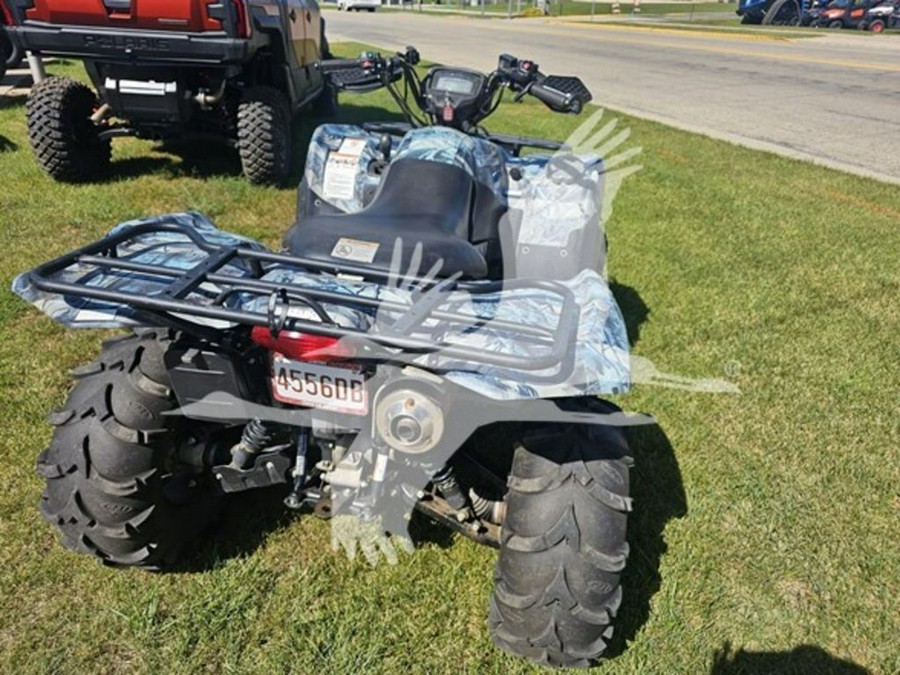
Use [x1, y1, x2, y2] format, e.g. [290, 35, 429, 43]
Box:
[27, 221, 581, 376]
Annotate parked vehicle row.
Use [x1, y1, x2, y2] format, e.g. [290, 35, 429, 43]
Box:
[737, 0, 900, 29]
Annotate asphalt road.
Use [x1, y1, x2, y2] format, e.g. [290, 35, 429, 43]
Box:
[326, 12, 900, 184]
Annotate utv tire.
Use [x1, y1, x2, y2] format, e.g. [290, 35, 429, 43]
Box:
[762, 0, 800, 25]
[869, 19, 885, 32]
[828, 19, 844, 28]
[26, 76, 111, 182]
[36, 331, 221, 569]
[237, 86, 292, 185]
[490, 405, 633, 668]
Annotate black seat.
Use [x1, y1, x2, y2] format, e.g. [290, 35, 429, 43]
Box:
[285, 158, 504, 280]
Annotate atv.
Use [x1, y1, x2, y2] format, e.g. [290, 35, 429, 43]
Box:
[14, 47, 637, 668]
[3, 0, 336, 184]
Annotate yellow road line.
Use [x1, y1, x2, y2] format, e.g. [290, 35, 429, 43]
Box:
[483, 20, 900, 72]
[558, 19, 788, 42]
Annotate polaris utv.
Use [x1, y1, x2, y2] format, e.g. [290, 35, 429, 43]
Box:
[864, 0, 900, 30]
[811, 0, 879, 26]
[3, 0, 336, 184]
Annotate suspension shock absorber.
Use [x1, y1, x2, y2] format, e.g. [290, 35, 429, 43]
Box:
[432, 465, 474, 523]
[230, 418, 277, 469]
[284, 428, 310, 511]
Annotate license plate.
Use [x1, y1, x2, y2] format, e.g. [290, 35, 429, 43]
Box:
[271, 354, 368, 415]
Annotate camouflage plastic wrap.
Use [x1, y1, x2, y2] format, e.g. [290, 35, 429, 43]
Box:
[304, 124, 605, 253]
[13, 214, 630, 400]
[11, 212, 263, 330]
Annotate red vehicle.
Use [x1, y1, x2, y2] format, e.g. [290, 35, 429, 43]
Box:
[813, 0, 879, 27]
[3, 0, 336, 184]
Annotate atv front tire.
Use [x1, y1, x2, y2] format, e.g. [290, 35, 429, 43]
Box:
[237, 85, 292, 185]
[36, 331, 221, 569]
[490, 408, 632, 668]
[26, 77, 111, 182]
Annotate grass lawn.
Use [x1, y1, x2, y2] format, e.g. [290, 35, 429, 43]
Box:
[0, 43, 898, 674]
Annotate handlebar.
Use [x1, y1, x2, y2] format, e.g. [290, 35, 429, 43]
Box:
[529, 81, 583, 115]
[317, 58, 368, 74]
[497, 54, 591, 114]
[316, 47, 591, 126]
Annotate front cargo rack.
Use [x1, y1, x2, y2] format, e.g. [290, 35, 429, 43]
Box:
[24, 219, 581, 377]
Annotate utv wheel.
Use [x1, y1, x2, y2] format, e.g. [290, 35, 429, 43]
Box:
[237, 85, 292, 185]
[869, 19, 885, 32]
[490, 403, 633, 668]
[762, 0, 801, 25]
[828, 19, 844, 28]
[26, 76, 111, 182]
[36, 331, 221, 569]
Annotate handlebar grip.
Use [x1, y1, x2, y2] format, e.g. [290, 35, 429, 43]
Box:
[530, 82, 580, 114]
[318, 58, 370, 74]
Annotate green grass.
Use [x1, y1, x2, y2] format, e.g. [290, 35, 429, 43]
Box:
[1, 43, 898, 674]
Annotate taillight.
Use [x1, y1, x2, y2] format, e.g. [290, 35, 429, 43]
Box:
[205, 1, 249, 37]
[251, 327, 355, 362]
[231, 0, 249, 38]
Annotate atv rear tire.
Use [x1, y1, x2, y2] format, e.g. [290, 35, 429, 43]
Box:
[26, 76, 111, 182]
[36, 331, 221, 569]
[490, 405, 632, 668]
[237, 85, 292, 185]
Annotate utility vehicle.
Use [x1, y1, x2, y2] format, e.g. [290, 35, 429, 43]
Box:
[3, 0, 336, 184]
[15, 47, 636, 668]
[737, 0, 810, 24]
[864, 0, 900, 30]
[810, 0, 878, 26]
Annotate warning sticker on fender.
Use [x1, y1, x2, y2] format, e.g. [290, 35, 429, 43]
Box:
[331, 237, 380, 264]
[322, 138, 367, 201]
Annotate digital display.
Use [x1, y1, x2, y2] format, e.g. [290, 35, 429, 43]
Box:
[433, 72, 481, 96]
